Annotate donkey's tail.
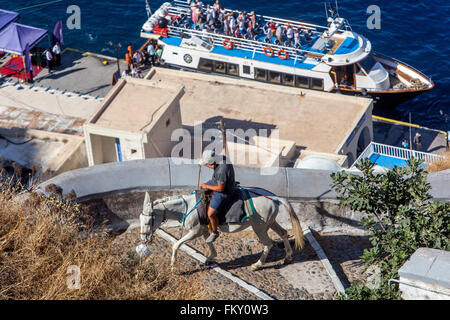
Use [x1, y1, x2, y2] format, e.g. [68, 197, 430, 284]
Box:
[278, 198, 304, 250]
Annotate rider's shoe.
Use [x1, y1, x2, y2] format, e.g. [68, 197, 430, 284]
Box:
[205, 232, 219, 243]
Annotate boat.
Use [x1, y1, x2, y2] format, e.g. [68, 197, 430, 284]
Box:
[140, 0, 434, 107]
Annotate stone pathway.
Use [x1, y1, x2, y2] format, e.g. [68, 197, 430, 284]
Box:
[112, 226, 372, 300]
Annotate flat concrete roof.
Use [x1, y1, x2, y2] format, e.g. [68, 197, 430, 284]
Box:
[147, 68, 372, 154]
[87, 77, 184, 134]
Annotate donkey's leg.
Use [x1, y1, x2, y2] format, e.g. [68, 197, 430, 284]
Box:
[202, 229, 217, 264]
[270, 221, 293, 264]
[171, 229, 200, 268]
[250, 223, 273, 271]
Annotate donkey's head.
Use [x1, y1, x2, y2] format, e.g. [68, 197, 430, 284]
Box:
[139, 192, 166, 242]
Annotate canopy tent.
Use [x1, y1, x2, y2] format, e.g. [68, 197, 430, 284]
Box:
[0, 9, 19, 31]
[0, 22, 48, 55]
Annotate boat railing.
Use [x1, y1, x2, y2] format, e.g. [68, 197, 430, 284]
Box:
[352, 141, 442, 169]
[165, 4, 330, 61]
[165, 2, 332, 60]
[167, 25, 318, 62]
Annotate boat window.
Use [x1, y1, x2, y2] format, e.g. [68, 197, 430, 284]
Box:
[295, 75, 309, 88]
[214, 61, 226, 74]
[282, 73, 295, 87]
[359, 55, 377, 73]
[243, 65, 251, 75]
[198, 58, 213, 71]
[311, 78, 324, 90]
[255, 68, 267, 81]
[227, 63, 239, 76]
[268, 71, 281, 84]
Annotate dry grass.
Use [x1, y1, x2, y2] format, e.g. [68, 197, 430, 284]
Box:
[0, 181, 206, 300]
[427, 151, 450, 173]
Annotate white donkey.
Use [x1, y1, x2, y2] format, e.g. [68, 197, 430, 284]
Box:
[140, 189, 304, 270]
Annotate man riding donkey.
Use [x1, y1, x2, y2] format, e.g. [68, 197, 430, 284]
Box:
[199, 149, 235, 243]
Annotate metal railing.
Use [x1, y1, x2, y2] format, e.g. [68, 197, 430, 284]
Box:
[164, 1, 331, 62]
[352, 142, 443, 168]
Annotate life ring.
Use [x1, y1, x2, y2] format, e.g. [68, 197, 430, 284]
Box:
[263, 46, 274, 57]
[223, 39, 234, 50]
[277, 49, 288, 60]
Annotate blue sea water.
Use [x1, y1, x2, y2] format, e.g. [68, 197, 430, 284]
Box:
[1, 0, 449, 130]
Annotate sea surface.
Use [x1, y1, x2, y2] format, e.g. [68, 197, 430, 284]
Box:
[1, 0, 449, 130]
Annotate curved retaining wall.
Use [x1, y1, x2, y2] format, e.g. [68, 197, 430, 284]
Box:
[37, 158, 450, 234]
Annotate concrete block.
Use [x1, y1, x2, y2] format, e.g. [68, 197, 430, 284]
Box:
[168, 157, 212, 189]
[40, 158, 171, 199]
[234, 165, 288, 196]
[398, 248, 450, 300]
[287, 168, 337, 200]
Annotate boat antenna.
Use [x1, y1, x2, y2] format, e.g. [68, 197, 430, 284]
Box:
[335, 0, 340, 17]
[324, 3, 329, 20]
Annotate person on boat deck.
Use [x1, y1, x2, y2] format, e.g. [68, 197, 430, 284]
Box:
[190, 3, 199, 27]
[200, 149, 236, 244]
[286, 24, 294, 46]
[246, 23, 253, 39]
[223, 15, 230, 35]
[195, 0, 204, 11]
[250, 11, 256, 29]
[294, 28, 300, 47]
[206, 5, 214, 26]
[52, 42, 61, 67]
[234, 27, 241, 38]
[213, 0, 221, 12]
[269, 20, 276, 36]
[229, 14, 236, 34]
[275, 24, 283, 43]
[238, 17, 246, 35]
[401, 138, 409, 149]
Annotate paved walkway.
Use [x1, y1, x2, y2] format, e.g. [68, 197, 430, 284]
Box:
[34, 49, 128, 98]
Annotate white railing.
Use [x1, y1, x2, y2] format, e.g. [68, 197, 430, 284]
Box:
[163, 2, 329, 61]
[352, 142, 443, 168]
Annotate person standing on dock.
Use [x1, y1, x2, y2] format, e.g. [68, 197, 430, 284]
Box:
[44, 49, 53, 73]
[52, 42, 61, 67]
[125, 51, 132, 72]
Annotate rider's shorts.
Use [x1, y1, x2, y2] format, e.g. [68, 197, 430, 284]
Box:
[210, 191, 229, 211]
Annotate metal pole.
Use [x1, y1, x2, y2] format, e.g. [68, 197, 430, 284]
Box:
[197, 126, 204, 190]
[409, 112, 412, 151]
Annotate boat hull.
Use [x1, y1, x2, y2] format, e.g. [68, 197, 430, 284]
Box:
[331, 87, 430, 108]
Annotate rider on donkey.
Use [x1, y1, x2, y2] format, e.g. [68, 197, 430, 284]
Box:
[199, 149, 235, 243]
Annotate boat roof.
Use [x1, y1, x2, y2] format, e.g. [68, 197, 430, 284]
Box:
[141, 1, 370, 70]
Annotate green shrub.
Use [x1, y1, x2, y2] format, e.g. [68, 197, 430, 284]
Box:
[331, 158, 449, 300]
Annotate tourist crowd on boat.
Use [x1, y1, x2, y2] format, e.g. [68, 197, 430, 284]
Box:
[186, 0, 315, 48]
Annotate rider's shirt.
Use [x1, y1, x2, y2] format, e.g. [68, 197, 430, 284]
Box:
[212, 163, 235, 195]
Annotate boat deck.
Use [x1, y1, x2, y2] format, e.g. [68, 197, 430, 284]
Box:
[144, 1, 359, 70]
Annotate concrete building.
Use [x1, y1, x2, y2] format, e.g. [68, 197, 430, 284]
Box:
[146, 67, 373, 167]
[83, 77, 185, 166]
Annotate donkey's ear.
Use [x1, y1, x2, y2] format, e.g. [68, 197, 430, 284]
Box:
[144, 192, 151, 206]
